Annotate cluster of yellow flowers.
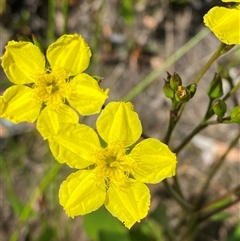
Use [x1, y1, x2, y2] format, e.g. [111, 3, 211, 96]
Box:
[0, 0, 238, 228]
[0, 34, 177, 228]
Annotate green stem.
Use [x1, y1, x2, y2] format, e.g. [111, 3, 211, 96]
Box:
[179, 133, 239, 241]
[199, 196, 240, 224]
[179, 214, 198, 241]
[163, 102, 184, 144]
[163, 179, 193, 212]
[164, 113, 177, 144]
[174, 79, 240, 154]
[193, 133, 240, 208]
[197, 185, 240, 214]
[122, 28, 210, 101]
[91, 0, 106, 64]
[164, 42, 231, 151]
[191, 42, 226, 84]
[47, 0, 56, 44]
[173, 123, 207, 154]
[223, 80, 240, 101]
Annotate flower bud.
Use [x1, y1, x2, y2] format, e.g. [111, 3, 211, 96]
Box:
[207, 73, 223, 99]
[230, 106, 240, 123]
[92, 75, 104, 84]
[170, 72, 182, 90]
[32, 34, 44, 53]
[175, 86, 191, 103]
[186, 83, 197, 99]
[17, 34, 32, 42]
[166, 71, 172, 81]
[212, 99, 227, 117]
[163, 79, 174, 99]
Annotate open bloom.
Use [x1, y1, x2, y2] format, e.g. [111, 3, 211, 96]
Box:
[0, 34, 109, 132]
[48, 102, 177, 228]
[203, 1, 240, 44]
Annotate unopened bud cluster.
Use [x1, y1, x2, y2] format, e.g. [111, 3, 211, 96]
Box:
[163, 72, 196, 103]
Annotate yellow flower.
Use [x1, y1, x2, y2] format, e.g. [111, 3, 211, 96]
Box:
[203, 1, 240, 44]
[1, 34, 109, 136]
[48, 102, 177, 228]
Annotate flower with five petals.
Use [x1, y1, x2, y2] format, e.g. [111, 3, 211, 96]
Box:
[48, 102, 177, 228]
[1, 34, 109, 134]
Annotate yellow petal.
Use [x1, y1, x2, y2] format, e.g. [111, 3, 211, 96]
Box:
[1, 40, 45, 84]
[59, 170, 106, 218]
[105, 181, 150, 229]
[36, 105, 79, 139]
[1, 85, 41, 123]
[129, 138, 177, 183]
[47, 34, 91, 75]
[203, 6, 240, 44]
[96, 102, 142, 146]
[221, 0, 240, 2]
[68, 73, 109, 115]
[48, 123, 101, 168]
[0, 96, 4, 116]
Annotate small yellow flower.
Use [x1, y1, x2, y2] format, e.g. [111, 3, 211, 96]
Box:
[1, 34, 109, 137]
[203, 1, 240, 44]
[48, 102, 177, 228]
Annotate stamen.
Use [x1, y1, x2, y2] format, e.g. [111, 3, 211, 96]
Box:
[33, 69, 70, 109]
[94, 142, 135, 186]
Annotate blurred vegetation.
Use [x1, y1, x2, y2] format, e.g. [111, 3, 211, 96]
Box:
[0, 0, 239, 241]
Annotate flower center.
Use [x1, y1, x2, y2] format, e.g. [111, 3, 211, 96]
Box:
[94, 142, 135, 186]
[33, 69, 70, 109]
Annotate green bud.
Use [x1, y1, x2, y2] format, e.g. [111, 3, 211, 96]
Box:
[166, 71, 172, 81]
[92, 75, 104, 84]
[207, 73, 223, 99]
[170, 72, 182, 90]
[17, 34, 32, 42]
[186, 83, 197, 99]
[32, 34, 44, 53]
[163, 79, 174, 99]
[230, 106, 240, 123]
[175, 86, 191, 103]
[212, 99, 227, 117]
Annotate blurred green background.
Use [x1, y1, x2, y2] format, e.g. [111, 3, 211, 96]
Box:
[0, 0, 239, 241]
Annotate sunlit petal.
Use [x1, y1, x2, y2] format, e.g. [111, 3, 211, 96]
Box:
[204, 6, 240, 44]
[96, 102, 142, 146]
[129, 138, 177, 183]
[221, 0, 240, 2]
[1, 40, 45, 84]
[48, 123, 101, 168]
[0, 96, 4, 116]
[1, 85, 41, 123]
[105, 181, 150, 229]
[68, 73, 109, 115]
[47, 34, 91, 75]
[36, 105, 79, 139]
[59, 170, 106, 218]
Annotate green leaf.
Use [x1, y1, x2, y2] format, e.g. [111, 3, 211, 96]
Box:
[129, 220, 162, 241]
[227, 224, 240, 241]
[99, 231, 131, 241]
[83, 207, 127, 241]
